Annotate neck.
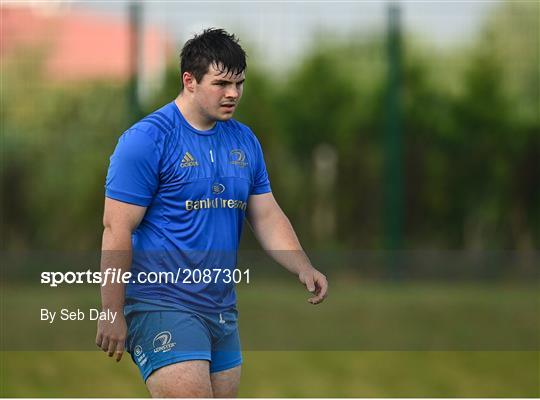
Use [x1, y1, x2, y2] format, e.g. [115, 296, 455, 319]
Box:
[174, 94, 216, 131]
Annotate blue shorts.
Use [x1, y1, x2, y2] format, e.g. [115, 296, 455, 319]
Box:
[126, 306, 242, 381]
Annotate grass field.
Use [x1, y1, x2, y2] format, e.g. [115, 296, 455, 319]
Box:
[1, 280, 538, 397]
[1, 350, 538, 397]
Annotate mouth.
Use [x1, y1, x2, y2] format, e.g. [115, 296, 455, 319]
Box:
[221, 104, 236, 109]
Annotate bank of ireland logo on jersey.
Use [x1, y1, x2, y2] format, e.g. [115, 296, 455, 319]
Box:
[153, 331, 176, 353]
[180, 151, 199, 168]
[230, 149, 248, 168]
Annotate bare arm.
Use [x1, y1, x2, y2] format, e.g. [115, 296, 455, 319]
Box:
[246, 192, 328, 304]
[95, 197, 146, 361]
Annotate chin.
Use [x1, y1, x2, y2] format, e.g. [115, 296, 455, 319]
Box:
[216, 114, 234, 121]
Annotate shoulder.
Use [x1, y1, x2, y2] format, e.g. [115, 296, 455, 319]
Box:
[221, 118, 261, 146]
[130, 104, 178, 142]
[118, 103, 179, 153]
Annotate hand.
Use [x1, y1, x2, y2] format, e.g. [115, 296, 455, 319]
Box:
[95, 311, 127, 362]
[298, 267, 328, 305]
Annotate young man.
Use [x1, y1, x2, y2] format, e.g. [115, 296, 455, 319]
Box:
[96, 28, 328, 398]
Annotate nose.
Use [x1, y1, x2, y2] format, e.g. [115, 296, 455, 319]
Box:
[225, 85, 239, 100]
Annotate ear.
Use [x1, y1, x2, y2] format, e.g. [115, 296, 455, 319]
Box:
[182, 72, 197, 93]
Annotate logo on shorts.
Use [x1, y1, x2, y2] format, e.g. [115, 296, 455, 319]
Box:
[230, 149, 248, 168]
[153, 331, 176, 353]
[134, 344, 148, 366]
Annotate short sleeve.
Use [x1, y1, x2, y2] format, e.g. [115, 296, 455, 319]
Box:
[250, 134, 272, 195]
[105, 128, 160, 206]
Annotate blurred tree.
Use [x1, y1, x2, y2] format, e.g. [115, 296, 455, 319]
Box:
[276, 39, 387, 248]
[483, 1, 539, 125]
[480, 1, 540, 249]
[2, 49, 129, 250]
[452, 46, 513, 249]
[450, 0, 539, 250]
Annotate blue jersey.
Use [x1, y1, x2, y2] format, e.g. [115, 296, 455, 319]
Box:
[105, 101, 271, 312]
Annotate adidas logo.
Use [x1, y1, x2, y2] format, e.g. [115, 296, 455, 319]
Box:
[180, 152, 199, 168]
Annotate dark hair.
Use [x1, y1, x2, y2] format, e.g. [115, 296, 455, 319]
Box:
[180, 28, 247, 86]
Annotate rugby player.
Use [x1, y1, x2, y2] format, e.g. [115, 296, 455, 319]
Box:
[96, 28, 328, 398]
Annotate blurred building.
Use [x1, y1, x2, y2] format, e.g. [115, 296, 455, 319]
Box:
[1, 3, 172, 99]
